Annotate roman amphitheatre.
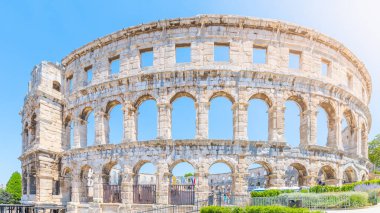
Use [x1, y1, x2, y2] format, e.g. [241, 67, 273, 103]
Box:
[20, 15, 372, 212]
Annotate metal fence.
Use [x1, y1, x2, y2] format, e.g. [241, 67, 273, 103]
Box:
[133, 184, 156, 204]
[0, 204, 66, 213]
[251, 195, 354, 209]
[103, 184, 122, 203]
[169, 185, 195, 205]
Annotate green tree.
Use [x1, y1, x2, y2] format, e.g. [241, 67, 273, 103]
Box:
[5, 172, 22, 203]
[369, 134, 380, 169]
[184, 172, 193, 177]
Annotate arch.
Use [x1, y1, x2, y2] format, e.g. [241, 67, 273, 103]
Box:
[343, 109, 356, 131]
[249, 93, 272, 107]
[247, 161, 273, 190]
[63, 115, 74, 149]
[105, 100, 121, 114]
[208, 161, 234, 195]
[171, 96, 196, 139]
[169, 159, 196, 173]
[103, 162, 122, 203]
[133, 161, 157, 204]
[30, 113, 37, 141]
[134, 94, 156, 109]
[23, 122, 29, 148]
[209, 96, 233, 139]
[343, 166, 358, 184]
[318, 101, 337, 147]
[285, 163, 308, 187]
[209, 91, 235, 103]
[80, 107, 94, 121]
[106, 101, 123, 144]
[285, 100, 301, 147]
[248, 98, 269, 141]
[137, 98, 157, 141]
[287, 95, 307, 112]
[61, 167, 73, 203]
[342, 109, 356, 154]
[318, 165, 337, 185]
[170, 91, 196, 104]
[209, 160, 235, 174]
[80, 165, 94, 202]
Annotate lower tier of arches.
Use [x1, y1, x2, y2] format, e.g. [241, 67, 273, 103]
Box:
[21, 140, 370, 207]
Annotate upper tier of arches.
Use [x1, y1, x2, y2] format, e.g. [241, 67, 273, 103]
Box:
[61, 15, 371, 105]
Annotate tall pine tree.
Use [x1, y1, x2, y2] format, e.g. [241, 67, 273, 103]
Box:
[5, 172, 22, 203]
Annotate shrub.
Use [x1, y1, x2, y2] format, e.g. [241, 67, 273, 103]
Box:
[201, 206, 320, 213]
[251, 189, 294, 197]
[278, 192, 368, 208]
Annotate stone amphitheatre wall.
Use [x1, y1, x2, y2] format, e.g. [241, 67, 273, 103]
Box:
[19, 15, 372, 211]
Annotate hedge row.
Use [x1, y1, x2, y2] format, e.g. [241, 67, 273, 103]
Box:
[309, 179, 380, 193]
[278, 192, 368, 208]
[251, 189, 294, 197]
[201, 206, 321, 213]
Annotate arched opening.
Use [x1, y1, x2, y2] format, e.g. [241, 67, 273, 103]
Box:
[169, 161, 196, 205]
[343, 167, 357, 184]
[29, 166, 36, 195]
[22, 170, 27, 195]
[317, 107, 329, 146]
[285, 101, 301, 147]
[133, 162, 157, 204]
[208, 162, 233, 196]
[30, 113, 37, 143]
[80, 166, 94, 203]
[361, 124, 368, 157]
[209, 96, 233, 139]
[248, 98, 269, 141]
[61, 168, 72, 203]
[137, 99, 157, 141]
[81, 107, 95, 147]
[64, 116, 74, 150]
[247, 162, 271, 191]
[171, 96, 196, 139]
[53, 81, 61, 92]
[103, 163, 122, 203]
[23, 123, 29, 150]
[285, 163, 307, 187]
[106, 101, 123, 144]
[342, 110, 355, 155]
[317, 165, 336, 186]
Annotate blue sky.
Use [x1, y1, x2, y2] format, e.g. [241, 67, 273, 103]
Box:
[0, 0, 379, 184]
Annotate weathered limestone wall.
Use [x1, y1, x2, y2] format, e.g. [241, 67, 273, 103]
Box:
[19, 15, 372, 212]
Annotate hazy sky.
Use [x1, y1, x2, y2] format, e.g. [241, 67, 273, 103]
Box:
[0, 0, 379, 184]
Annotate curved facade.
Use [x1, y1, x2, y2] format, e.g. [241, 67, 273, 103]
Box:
[20, 15, 372, 211]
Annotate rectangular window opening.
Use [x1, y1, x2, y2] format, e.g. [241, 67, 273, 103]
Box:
[85, 66, 93, 84]
[140, 48, 153, 68]
[109, 55, 120, 75]
[67, 75, 73, 92]
[321, 60, 330, 76]
[347, 73, 353, 89]
[175, 44, 191, 63]
[289, 51, 301, 69]
[253, 46, 267, 64]
[214, 43, 230, 62]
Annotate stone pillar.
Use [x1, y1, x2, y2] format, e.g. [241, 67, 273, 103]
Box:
[268, 104, 285, 143]
[73, 119, 83, 148]
[195, 165, 209, 201]
[95, 109, 108, 145]
[70, 171, 81, 203]
[156, 164, 170, 204]
[308, 107, 318, 146]
[334, 114, 343, 150]
[92, 172, 103, 203]
[157, 103, 171, 140]
[268, 170, 285, 188]
[195, 102, 209, 139]
[234, 156, 249, 196]
[354, 126, 362, 157]
[123, 103, 137, 142]
[233, 102, 248, 141]
[122, 171, 134, 204]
